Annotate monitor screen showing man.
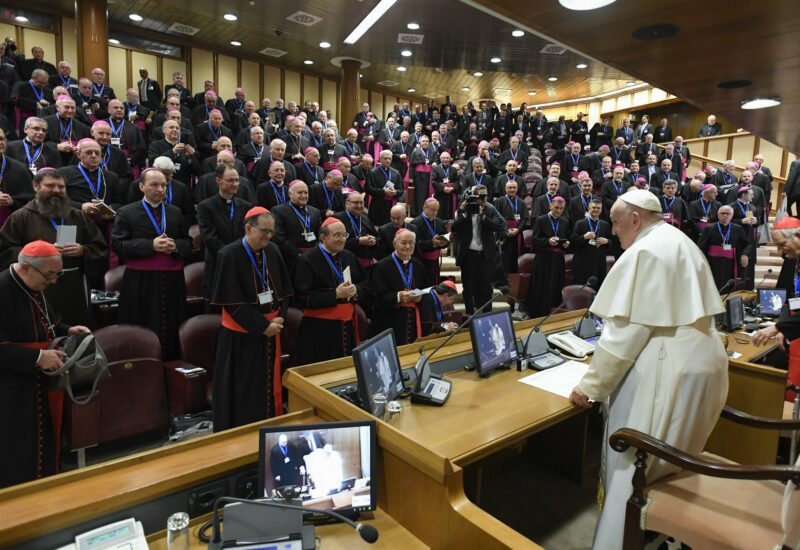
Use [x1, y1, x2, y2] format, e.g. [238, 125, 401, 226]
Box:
[470, 311, 518, 376]
[352, 329, 405, 416]
[758, 288, 786, 316]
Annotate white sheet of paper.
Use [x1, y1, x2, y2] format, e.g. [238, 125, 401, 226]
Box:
[517, 360, 590, 399]
[343, 266, 352, 284]
[56, 225, 77, 246]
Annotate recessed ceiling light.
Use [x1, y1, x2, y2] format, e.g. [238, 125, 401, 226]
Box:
[559, 0, 616, 10]
[359, 73, 363, 78]
[230, 41, 242, 46]
[462, 86, 470, 92]
[495, 88, 511, 93]
[741, 97, 782, 110]
[128, 14, 143, 21]
[632, 23, 680, 40]
[304, 60, 314, 65]
[396, 66, 407, 72]
[401, 50, 412, 57]
[407, 22, 420, 30]
[408, 88, 416, 92]
[223, 13, 238, 21]
[319, 41, 331, 48]
[14, 16, 28, 23]
[108, 39, 120, 45]
[528, 90, 536, 96]
[473, 71, 483, 77]
[548, 76, 558, 81]
[576, 63, 588, 69]
[512, 30, 524, 37]
[490, 57, 501, 63]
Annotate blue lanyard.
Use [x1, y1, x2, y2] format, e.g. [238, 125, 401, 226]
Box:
[318, 244, 344, 283]
[571, 153, 579, 166]
[29, 80, 43, 102]
[613, 180, 623, 195]
[663, 196, 675, 212]
[421, 148, 429, 161]
[736, 200, 748, 217]
[127, 104, 138, 114]
[252, 142, 264, 158]
[110, 118, 124, 138]
[313, 134, 323, 146]
[422, 213, 436, 237]
[546, 194, 553, 206]
[474, 173, 484, 187]
[429, 289, 443, 322]
[380, 166, 393, 181]
[548, 213, 560, 236]
[59, 74, 71, 87]
[92, 83, 105, 96]
[506, 195, 519, 214]
[401, 143, 407, 155]
[166, 182, 173, 205]
[322, 184, 334, 210]
[57, 114, 73, 141]
[208, 122, 220, 141]
[77, 164, 102, 197]
[509, 148, 518, 161]
[587, 217, 599, 234]
[581, 194, 591, 210]
[270, 181, 287, 205]
[613, 148, 622, 161]
[701, 198, 711, 216]
[717, 222, 731, 244]
[392, 253, 413, 289]
[242, 237, 269, 291]
[22, 139, 44, 166]
[49, 217, 64, 232]
[305, 161, 318, 182]
[290, 203, 311, 232]
[100, 147, 110, 170]
[141, 200, 166, 235]
[345, 140, 355, 154]
[346, 211, 362, 237]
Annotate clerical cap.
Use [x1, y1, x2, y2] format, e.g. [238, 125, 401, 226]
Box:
[702, 184, 716, 192]
[245, 206, 269, 219]
[599, 145, 610, 151]
[435, 280, 458, 296]
[327, 169, 343, 178]
[738, 186, 750, 194]
[618, 188, 662, 212]
[92, 120, 110, 128]
[395, 227, 412, 236]
[304, 147, 318, 155]
[209, 109, 222, 116]
[552, 196, 565, 203]
[21, 240, 60, 257]
[775, 217, 800, 230]
[490, 138, 499, 144]
[321, 217, 341, 228]
[578, 171, 590, 180]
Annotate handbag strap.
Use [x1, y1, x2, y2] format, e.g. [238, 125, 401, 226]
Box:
[45, 334, 108, 405]
[63, 345, 108, 405]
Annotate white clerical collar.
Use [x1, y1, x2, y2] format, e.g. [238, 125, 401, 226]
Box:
[143, 197, 162, 208]
[633, 220, 664, 244]
[320, 243, 336, 256]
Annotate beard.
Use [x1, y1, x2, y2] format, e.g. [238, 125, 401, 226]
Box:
[36, 194, 69, 218]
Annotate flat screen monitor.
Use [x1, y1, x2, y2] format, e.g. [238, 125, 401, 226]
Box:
[725, 295, 744, 331]
[258, 420, 377, 513]
[470, 310, 518, 376]
[758, 288, 786, 316]
[352, 329, 405, 416]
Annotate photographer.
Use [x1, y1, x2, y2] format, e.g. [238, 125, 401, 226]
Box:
[451, 184, 506, 314]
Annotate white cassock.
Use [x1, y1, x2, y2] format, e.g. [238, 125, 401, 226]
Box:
[577, 221, 729, 550]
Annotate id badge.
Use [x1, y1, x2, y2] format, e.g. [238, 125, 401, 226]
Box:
[111, 137, 121, 147]
[443, 178, 449, 184]
[385, 180, 394, 190]
[174, 163, 181, 171]
[723, 244, 732, 251]
[328, 150, 334, 157]
[789, 298, 800, 312]
[304, 231, 316, 242]
[573, 166, 578, 172]
[258, 290, 274, 305]
[85, 108, 92, 116]
[701, 217, 709, 223]
[29, 164, 37, 175]
[284, 456, 290, 464]
[128, 112, 136, 121]
[514, 214, 521, 221]
[212, 141, 218, 149]
[589, 239, 597, 247]
[425, 159, 429, 164]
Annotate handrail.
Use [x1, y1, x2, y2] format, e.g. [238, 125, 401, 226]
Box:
[653, 143, 786, 184]
[681, 131, 751, 145]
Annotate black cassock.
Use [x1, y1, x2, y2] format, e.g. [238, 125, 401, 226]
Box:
[0, 267, 69, 488]
[0, 154, 34, 224]
[571, 217, 612, 289]
[272, 202, 322, 268]
[256, 180, 290, 211]
[431, 164, 461, 220]
[697, 222, 750, 291]
[365, 165, 403, 227]
[210, 239, 292, 431]
[370, 254, 430, 345]
[687, 198, 721, 239]
[308, 182, 345, 216]
[410, 214, 448, 284]
[334, 210, 379, 268]
[197, 194, 252, 298]
[527, 213, 570, 317]
[292, 246, 368, 365]
[111, 200, 191, 359]
[494, 195, 530, 275]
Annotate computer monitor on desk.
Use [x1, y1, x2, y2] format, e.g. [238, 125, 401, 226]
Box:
[351, 329, 405, 416]
[758, 288, 786, 317]
[258, 420, 377, 514]
[470, 310, 518, 377]
[725, 295, 744, 331]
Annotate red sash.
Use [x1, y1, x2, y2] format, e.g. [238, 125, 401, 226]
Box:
[708, 244, 737, 280]
[366, 140, 382, 166]
[125, 252, 184, 271]
[663, 212, 681, 228]
[357, 257, 374, 269]
[398, 301, 422, 341]
[221, 308, 284, 416]
[303, 302, 360, 344]
[695, 220, 710, 233]
[20, 341, 63, 473]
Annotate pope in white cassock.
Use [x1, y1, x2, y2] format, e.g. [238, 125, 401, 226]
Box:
[569, 189, 729, 550]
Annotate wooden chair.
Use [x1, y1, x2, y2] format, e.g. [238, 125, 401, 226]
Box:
[611, 406, 800, 550]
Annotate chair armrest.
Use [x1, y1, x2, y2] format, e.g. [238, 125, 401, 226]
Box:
[720, 405, 800, 430]
[610, 427, 800, 485]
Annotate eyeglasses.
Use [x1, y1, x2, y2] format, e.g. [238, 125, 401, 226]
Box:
[26, 263, 63, 280]
[395, 240, 415, 246]
[330, 232, 349, 239]
[252, 226, 276, 236]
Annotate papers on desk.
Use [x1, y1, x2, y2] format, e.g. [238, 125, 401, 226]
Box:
[518, 360, 590, 399]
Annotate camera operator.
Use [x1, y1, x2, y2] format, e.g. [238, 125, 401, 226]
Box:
[451, 184, 506, 314]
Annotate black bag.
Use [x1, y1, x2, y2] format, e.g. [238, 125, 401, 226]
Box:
[45, 333, 109, 405]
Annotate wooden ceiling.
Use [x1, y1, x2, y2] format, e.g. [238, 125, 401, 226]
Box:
[36, 0, 635, 106]
[472, 0, 800, 153]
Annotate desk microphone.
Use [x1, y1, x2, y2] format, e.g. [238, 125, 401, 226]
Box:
[756, 268, 773, 289]
[410, 286, 509, 405]
[720, 277, 750, 303]
[207, 496, 379, 549]
[522, 277, 597, 357]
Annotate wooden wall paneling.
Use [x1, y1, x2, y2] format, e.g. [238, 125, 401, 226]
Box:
[263, 65, 281, 103]
[130, 51, 158, 92]
[107, 46, 127, 92]
[124, 49, 132, 90]
[706, 138, 728, 163]
[0, 22, 16, 48]
[61, 18, 78, 69]
[284, 70, 301, 105]
[190, 48, 214, 93]
[218, 54, 237, 96]
[303, 75, 319, 104]
[161, 58, 187, 91]
[323, 79, 337, 122]
[759, 138, 786, 179]
[280, 68, 285, 101]
[372, 91, 384, 119]
[240, 60, 259, 104]
[54, 16, 63, 64]
[22, 28, 57, 65]
[212, 52, 218, 91]
[731, 134, 756, 166]
[360, 88, 369, 110]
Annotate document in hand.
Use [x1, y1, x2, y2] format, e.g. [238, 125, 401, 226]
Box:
[517, 360, 590, 398]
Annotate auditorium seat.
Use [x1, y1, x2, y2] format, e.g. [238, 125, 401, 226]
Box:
[164, 314, 220, 414]
[507, 253, 534, 302]
[564, 254, 574, 286]
[561, 284, 597, 311]
[523, 229, 533, 250]
[188, 224, 203, 263]
[183, 262, 205, 318]
[103, 265, 125, 292]
[63, 325, 169, 462]
[356, 305, 368, 343]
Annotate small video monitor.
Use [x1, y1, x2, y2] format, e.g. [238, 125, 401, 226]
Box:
[758, 288, 786, 317]
[470, 310, 518, 376]
[258, 420, 377, 513]
[725, 295, 744, 331]
[352, 329, 405, 417]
